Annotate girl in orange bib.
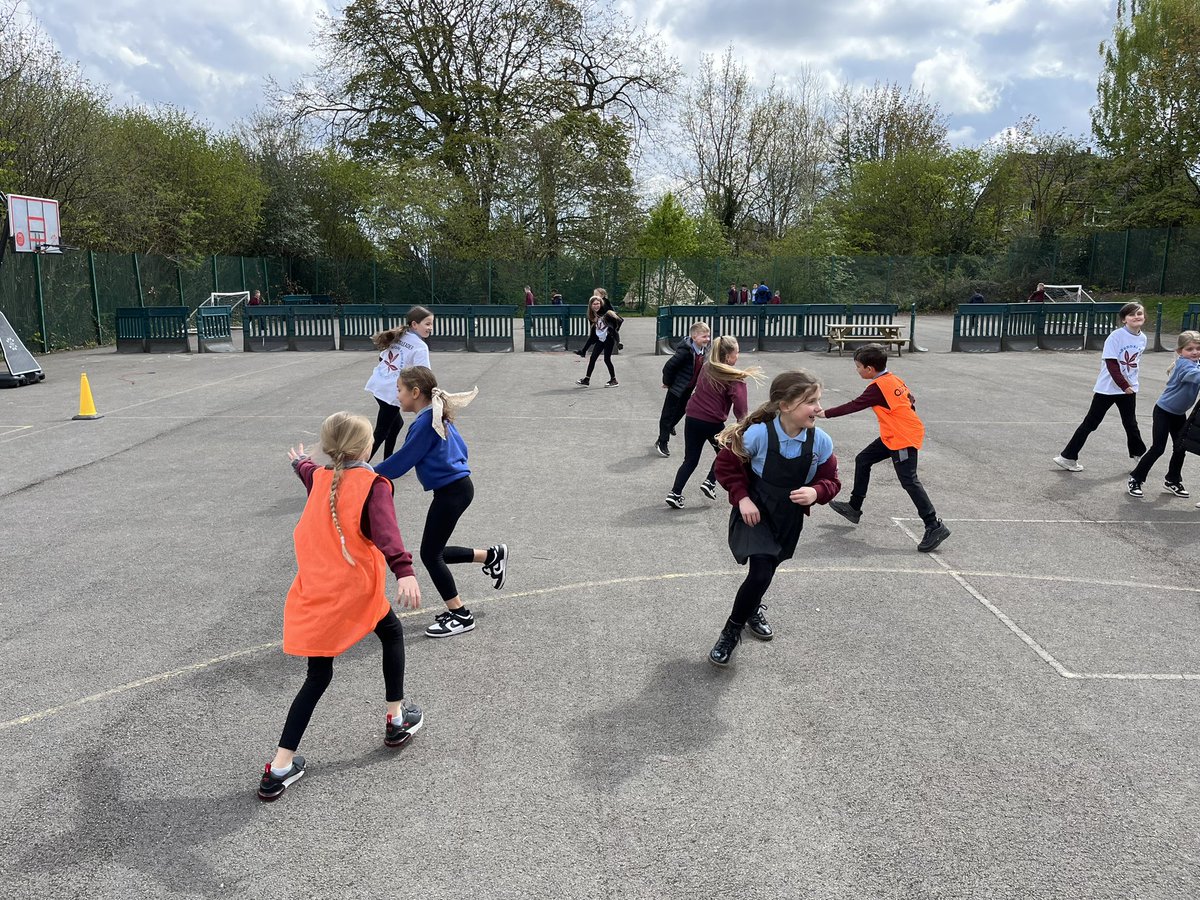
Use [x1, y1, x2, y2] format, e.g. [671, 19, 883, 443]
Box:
[257, 411, 424, 802]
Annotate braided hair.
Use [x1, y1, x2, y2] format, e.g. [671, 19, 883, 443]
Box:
[319, 411, 373, 565]
[718, 370, 821, 460]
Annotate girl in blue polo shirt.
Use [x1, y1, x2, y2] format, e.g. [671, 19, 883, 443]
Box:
[1127, 330, 1200, 498]
[376, 366, 508, 638]
[708, 370, 841, 668]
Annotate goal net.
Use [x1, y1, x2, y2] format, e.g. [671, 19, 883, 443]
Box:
[1042, 284, 1095, 304]
[203, 291, 250, 309]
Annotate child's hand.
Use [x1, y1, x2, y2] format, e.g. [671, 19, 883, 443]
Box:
[816, 409, 826, 418]
[739, 497, 761, 526]
[396, 575, 421, 610]
[790, 486, 817, 506]
[288, 444, 308, 461]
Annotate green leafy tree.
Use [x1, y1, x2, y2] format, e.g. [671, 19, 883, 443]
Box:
[636, 193, 701, 259]
[1093, 0, 1200, 225]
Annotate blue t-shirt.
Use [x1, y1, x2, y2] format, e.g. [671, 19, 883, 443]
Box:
[740, 417, 833, 484]
[374, 407, 470, 490]
[1156, 358, 1200, 415]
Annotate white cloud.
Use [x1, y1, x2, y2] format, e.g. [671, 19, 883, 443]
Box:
[912, 48, 1001, 115]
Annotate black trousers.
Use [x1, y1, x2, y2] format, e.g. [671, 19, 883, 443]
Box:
[1130, 405, 1188, 484]
[850, 437, 938, 527]
[657, 392, 688, 447]
[370, 399, 403, 461]
[421, 476, 477, 602]
[585, 339, 615, 380]
[1061, 392, 1146, 460]
[729, 555, 780, 626]
[671, 417, 723, 494]
[278, 609, 406, 751]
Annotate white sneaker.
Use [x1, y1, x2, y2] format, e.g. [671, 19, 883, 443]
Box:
[665, 491, 684, 509]
[425, 609, 475, 638]
[1053, 455, 1083, 472]
[481, 544, 507, 590]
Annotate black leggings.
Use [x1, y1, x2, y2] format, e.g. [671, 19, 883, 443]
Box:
[1061, 392, 1146, 460]
[1130, 405, 1188, 484]
[421, 476, 477, 602]
[370, 399, 403, 461]
[671, 417, 723, 494]
[729, 555, 780, 626]
[585, 338, 615, 380]
[278, 609, 406, 751]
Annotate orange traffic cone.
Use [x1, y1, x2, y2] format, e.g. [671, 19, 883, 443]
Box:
[72, 372, 103, 420]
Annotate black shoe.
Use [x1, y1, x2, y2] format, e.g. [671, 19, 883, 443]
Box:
[257, 755, 306, 802]
[482, 544, 507, 589]
[605, 378, 619, 387]
[829, 500, 862, 525]
[574, 349, 586, 358]
[917, 520, 951, 553]
[385, 701, 424, 748]
[575, 377, 590, 386]
[1164, 481, 1190, 498]
[708, 623, 741, 667]
[654, 441, 670, 458]
[1127, 477, 1144, 498]
[699, 478, 718, 500]
[746, 605, 773, 641]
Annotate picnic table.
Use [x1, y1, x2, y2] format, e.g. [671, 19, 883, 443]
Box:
[825, 322, 906, 356]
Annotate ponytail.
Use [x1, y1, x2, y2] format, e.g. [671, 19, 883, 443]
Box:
[718, 370, 821, 460]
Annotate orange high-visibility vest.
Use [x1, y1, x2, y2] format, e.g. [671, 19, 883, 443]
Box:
[870, 371, 925, 451]
[283, 466, 391, 657]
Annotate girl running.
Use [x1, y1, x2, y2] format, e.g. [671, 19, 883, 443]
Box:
[1054, 302, 1148, 472]
[575, 295, 622, 387]
[665, 335, 762, 509]
[707, 371, 841, 667]
[1127, 330, 1200, 497]
[258, 412, 423, 802]
[363, 306, 435, 461]
[375, 366, 508, 638]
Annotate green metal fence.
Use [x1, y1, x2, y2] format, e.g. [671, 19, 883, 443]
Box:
[5, 226, 1200, 352]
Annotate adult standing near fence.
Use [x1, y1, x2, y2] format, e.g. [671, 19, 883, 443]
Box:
[754, 283, 771, 305]
[1027, 283, 1047, 303]
[524, 285, 536, 307]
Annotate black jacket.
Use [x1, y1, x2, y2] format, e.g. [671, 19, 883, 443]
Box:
[662, 339, 704, 397]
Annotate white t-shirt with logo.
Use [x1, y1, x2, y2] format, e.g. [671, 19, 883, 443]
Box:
[1093, 326, 1146, 395]
[364, 332, 430, 404]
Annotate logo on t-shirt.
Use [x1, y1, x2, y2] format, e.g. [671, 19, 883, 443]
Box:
[1121, 349, 1139, 371]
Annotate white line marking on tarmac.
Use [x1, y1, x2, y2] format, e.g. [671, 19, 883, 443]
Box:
[0, 425, 33, 434]
[891, 517, 1200, 681]
[895, 517, 1198, 525]
[6, 562, 1200, 731]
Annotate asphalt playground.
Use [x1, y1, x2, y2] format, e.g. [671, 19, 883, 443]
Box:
[2, 315, 1198, 899]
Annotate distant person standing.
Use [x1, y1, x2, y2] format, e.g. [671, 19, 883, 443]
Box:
[727, 283, 738, 305]
[249, 289, 263, 306]
[969, 291, 986, 304]
[524, 286, 536, 307]
[754, 283, 771, 305]
[1027, 283, 1047, 303]
[739, 284, 750, 305]
[551, 290, 564, 305]
[770, 290, 782, 305]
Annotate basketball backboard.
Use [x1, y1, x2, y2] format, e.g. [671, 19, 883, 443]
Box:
[6, 194, 61, 253]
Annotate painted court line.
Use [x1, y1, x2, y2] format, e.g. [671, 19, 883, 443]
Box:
[890, 517, 1200, 681]
[6, 563, 1200, 731]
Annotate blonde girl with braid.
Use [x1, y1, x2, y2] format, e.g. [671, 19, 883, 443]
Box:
[257, 411, 423, 802]
[665, 335, 763, 509]
[706, 371, 841, 667]
[377, 366, 509, 639]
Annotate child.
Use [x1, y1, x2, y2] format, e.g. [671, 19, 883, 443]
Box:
[575, 295, 622, 387]
[363, 306, 435, 461]
[1053, 302, 1148, 472]
[375, 366, 507, 638]
[708, 371, 840, 667]
[666, 335, 761, 508]
[655, 322, 711, 458]
[1127, 330, 1200, 497]
[258, 412, 423, 802]
[823, 343, 951, 553]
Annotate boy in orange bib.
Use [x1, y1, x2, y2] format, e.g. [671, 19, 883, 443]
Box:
[820, 344, 951, 553]
[257, 411, 424, 802]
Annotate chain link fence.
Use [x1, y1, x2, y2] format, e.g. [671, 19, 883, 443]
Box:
[2, 226, 1198, 352]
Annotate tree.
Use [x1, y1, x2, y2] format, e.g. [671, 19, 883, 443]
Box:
[636, 193, 712, 259]
[830, 81, 948, 188]
[1093, 0, 1200, 224]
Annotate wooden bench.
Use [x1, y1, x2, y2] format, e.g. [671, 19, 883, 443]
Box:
[825, 323, 906, 356]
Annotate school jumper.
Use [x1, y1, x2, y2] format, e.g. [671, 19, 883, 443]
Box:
[364, 331, 430, 460]
[658, 338, 707, 449]
[278, 459, 415, 752]
[1060, 326, 1148, 462]
[823, 370, 940, 528]
[1129, 357, 1200, 488]
[671, 373, 748, 497]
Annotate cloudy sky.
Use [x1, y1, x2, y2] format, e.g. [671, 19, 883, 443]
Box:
[29, 0, 1117, 147]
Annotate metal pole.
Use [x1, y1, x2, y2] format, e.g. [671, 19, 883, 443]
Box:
[372, 259, 378, 304]
[176, 265, 185, 308]
[239, 255, 247, 291]
[211, 254, 218, 294]
[429, 257, 435, 304]
[1154, 302, 1165, 352]
[1159, 227, 1171, 294]
[1119, 228, 1130, 291]
[34, 252, 48, 352]
[486, 259, 492, 305]
[134, 253, 145, 307]
[88, 250, 102, 343]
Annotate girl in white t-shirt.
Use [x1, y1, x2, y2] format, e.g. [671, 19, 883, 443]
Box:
[575, 295, 621, 387]
[364, 306, 434, 460]
[1054, 302, 1148, 472]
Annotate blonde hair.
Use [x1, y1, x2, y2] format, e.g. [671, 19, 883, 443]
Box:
[319, 411, 373, 565]
[688, 321, 711, 338]
[700, 335, 764, 388]
[1168, 330, 1200, 377]
[371, 306, 434, 350]
[718, 370, 821, 460]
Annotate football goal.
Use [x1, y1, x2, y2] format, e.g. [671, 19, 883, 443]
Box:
[202, 291, 250, 309]
[1042, 284, 1095, 303]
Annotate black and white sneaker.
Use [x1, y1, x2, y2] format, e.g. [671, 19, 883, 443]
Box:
[257, 756, 305, 802]
[665, 491, 684, 509]
[605, 378, 619, 387]
[425, 609, 475, 638]
[576, 376, 590, 386]
[1164, 481, 1190, 498]
[654, 441, 670, 458]
[1127, 477, 1144, 498]
[482, 544, 507, 589]
[699, 478, 718, 500]
[385, 701, 424, 748]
